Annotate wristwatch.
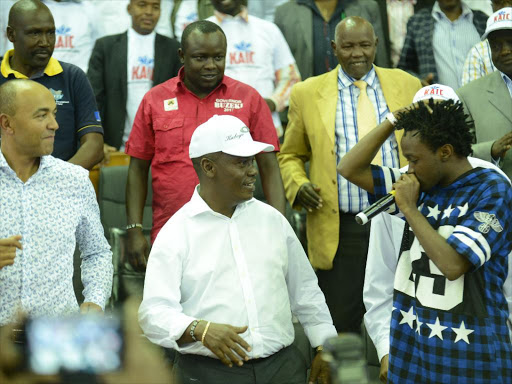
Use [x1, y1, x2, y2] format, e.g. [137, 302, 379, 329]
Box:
[385, 112, 398, 127]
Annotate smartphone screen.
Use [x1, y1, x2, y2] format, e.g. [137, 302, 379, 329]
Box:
[25, 315, 123, 375]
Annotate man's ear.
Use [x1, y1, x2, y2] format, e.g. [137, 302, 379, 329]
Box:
[178, 48, 185, 64]
[6, 26, 15, 44]
[201, 157, 216, 178]
[0, 114, 14, 136]
[439, 143, 454, 162]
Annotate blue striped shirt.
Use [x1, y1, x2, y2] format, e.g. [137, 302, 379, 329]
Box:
[500, 71, 512, 99]
[432, 1, 482, 89]
[335, 66, 399, 213]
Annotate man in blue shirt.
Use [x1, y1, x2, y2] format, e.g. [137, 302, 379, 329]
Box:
[0, 79, 112, 324]
[0, 0, 103, 169]
[338, 100, 512, 382]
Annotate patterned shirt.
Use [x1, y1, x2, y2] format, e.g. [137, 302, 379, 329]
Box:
[431, 1, 481, 89]
[335, 66, 399, 214]
[386, 0, 416, 67]
[370, 165, 512, 383]
[461, 39, 496, 86]
[398, 5, 487, 83]
[0, 153, 113, 325]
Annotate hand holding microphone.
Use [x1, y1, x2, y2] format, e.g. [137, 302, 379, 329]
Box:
[355, 190, 396, 225]
[355, 173, 420, 225]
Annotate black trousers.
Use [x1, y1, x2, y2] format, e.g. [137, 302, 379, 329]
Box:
[173, 345, 307, 384]
[316, 213, 371, 333]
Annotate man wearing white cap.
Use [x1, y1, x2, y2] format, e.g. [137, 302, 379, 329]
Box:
[362, 84, 512, 382]
[338, 85, 512, 383]
[457, 7, 512, 181]
[461, 0, 512, 86]
[138, 115, 337, 384]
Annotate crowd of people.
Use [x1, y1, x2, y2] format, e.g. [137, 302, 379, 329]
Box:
[0, 0, 511, 383]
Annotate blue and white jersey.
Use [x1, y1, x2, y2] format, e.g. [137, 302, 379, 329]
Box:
[370, 165, 512, 383]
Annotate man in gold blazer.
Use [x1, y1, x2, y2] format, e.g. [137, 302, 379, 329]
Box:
[278, 16, 421, 333]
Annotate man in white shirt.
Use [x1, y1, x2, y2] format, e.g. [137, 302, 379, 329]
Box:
[0, 0, 100, 73]
[92, 0, 173, 39]
[207, 0, 300, 137]
[139, 114, 337, 384]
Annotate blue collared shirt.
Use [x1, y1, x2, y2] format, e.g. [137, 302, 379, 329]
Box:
[0, 153, 112, 325]
[432, 1, 482, 89]
[500, 71, 512, 99]
[335, 66, 399, 213]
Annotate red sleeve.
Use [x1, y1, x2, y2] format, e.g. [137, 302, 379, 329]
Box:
[248, 89, 280, 152]
[124, 93, 156, 160]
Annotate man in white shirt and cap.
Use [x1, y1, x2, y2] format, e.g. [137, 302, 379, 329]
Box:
[139, 114, 337, 384]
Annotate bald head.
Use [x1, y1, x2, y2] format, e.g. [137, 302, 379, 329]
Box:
[0, 79, 52, 116]
[334, 17, 376, 45]
[331, 16, 378, 80]
[6, 0, 55, 77]
[0, 79, 58, 157]
[8, 0, 53, 29]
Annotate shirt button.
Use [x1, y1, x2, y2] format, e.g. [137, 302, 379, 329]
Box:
[332, 209, 337, 214]
[163, 124, 168, 128]
[332, 179, 336, 185]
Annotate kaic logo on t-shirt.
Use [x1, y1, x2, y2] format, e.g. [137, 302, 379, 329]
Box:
[55, 25, 74, 49]
[230, 41, 255, 65]
[132, 56, 154, 81]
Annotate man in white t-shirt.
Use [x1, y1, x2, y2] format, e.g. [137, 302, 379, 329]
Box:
[91, 0, 173, 39]
[207, 0, 300, 137]
[87, 0, 181, 156]
[0, 0, 100, 72]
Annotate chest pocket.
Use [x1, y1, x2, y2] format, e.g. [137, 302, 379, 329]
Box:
[153, 117, 184, 163]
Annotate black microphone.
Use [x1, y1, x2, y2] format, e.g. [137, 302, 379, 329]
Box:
[355, 190, 396, 225]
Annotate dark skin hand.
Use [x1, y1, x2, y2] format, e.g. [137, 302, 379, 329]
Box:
[297, 182, 323, 212]
[421, 73, 434, 87]
[125, 157, 150, 271]
[491, 132, 512, 160]
[309, 352, 331, 384]
[179, 321, 252, 367]
[126, 227, 149, 270]
[380, 354, 389, 383]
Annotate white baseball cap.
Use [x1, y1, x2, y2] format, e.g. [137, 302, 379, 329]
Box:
[189, 115, 275, 159]
[412, 84, 459, 103]
[482, 7, 512, 40]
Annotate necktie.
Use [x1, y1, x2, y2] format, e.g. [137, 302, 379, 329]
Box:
[353, 80, 381, 165]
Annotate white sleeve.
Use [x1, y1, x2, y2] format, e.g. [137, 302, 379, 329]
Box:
[283, 219, 338, 347]
[270, 22, 296, 73]
[138, 222, 195, 349]
[363, 213, 404, 361]
[504, 252, 512, 340]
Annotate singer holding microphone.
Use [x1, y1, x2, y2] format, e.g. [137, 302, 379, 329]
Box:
[337, 99, 512, 383]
